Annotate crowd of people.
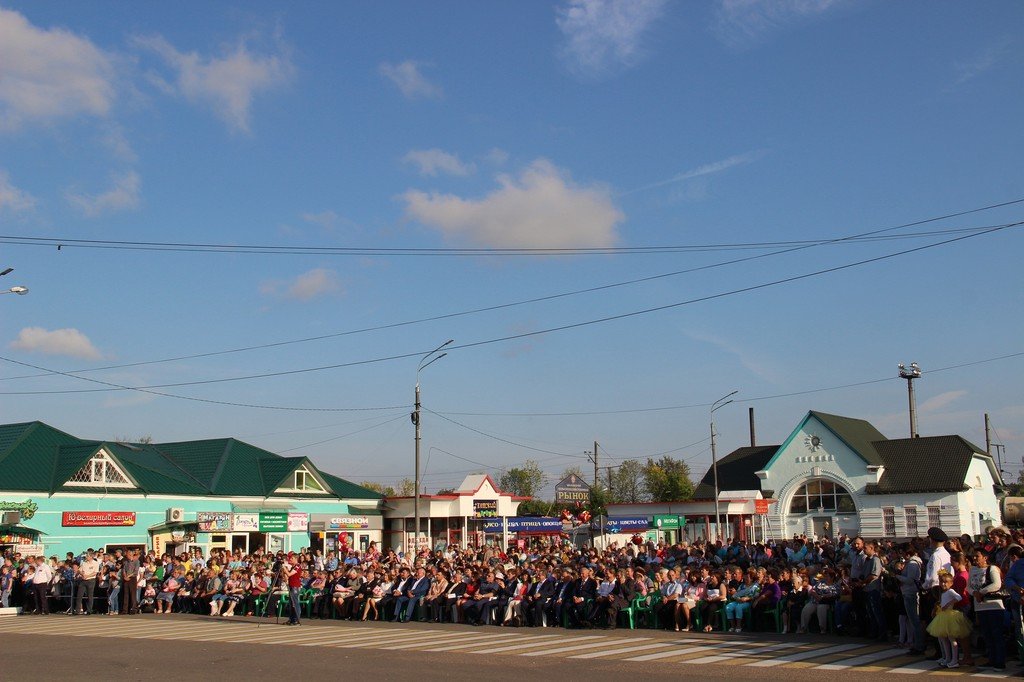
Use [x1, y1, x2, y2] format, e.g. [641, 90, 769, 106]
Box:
[3, 525, 1024, 671]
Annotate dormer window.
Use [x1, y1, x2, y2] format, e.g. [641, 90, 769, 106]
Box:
[67, 450, 134, 488]
[274, 464, 328, 494]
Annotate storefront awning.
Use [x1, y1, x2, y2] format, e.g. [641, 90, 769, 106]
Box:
[147, 521, 198, 534]
[0, 524, 46, 536]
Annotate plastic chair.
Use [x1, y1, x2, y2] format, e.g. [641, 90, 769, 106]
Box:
[619, 594, 646, 629]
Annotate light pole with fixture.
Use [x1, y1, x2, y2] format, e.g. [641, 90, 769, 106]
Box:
[412, 339, 453, 555]
[0, 267, 27, 295]
[710, 390, 738, 542]
[898, 362, 921, 438]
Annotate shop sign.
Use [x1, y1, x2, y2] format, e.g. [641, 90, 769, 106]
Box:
[287, 513, 309, 532]
[755, 499, 771, 515]
[17, 543, 44, 556]
[473, 500, 498, 519]
[554, 474, 590, 504]
[259, 512, 288, 532]
[62, 511, 136, 527]
[653, 514, 681, 530]
[328, 516, 370, 530]
[232, 513, 259, 532]
[0, 533, 36, 544]
[604, 516, 650, 533]
[0, 500, 38, 520]
[482, 516, 562, 533]
[197, 512, 232, 532]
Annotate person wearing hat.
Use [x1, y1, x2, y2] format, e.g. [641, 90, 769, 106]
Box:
[920, 527, 952, 658]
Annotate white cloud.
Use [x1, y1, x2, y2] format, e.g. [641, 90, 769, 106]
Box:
[302, 210, 339, 231]
[403, 148, 474, 177]
[10, 327, 102, 360]
[135, 34, 292, 133]
[99, 125, 137, 162]
[952, 40, 1011, 87]
[919, 389, 968, 414]
[67, 171, 141, 216]
[623, 150, 765, 195]
[686, 330, 782, 383]
[0, 170, 36, 213]
[555, 0, 666, 78]
[0, 7, 115, 129]
[379, 60, 442, 100]
[713, 0, 843, 47]
[261, 268, 342, 301]
[402, 159, 623, 248]
[485, 148, 510, 166]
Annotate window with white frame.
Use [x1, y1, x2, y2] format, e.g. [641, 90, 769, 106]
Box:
[275, 465, 327, 494]
[927, 506, 941, 528]
[905, 506, 919, 537]
[66, 450, 133, 488]
[882, 507, 896, 536]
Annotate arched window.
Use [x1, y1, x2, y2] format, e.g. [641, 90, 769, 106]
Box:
[789, 479, 856, 514]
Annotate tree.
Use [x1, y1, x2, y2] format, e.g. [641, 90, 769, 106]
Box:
[359, 481, 397, 497]
[643, 456, 694, 502]
[498, 459, 544, 498]
[397, 478, 416, 496]
[114, 434, 153, 444]
[560, 465, 585, 482]
[435, 488, 455, 495]
[608, 459, 647, 504]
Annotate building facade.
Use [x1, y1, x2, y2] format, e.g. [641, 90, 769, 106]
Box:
[0, 422, 384, 557]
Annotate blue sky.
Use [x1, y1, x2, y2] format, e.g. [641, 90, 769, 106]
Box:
[1, 1, 1022, 494]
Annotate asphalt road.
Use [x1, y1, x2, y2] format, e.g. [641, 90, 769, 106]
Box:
[0, 614, 1017, 680]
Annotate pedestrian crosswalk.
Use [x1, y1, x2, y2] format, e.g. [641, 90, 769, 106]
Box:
[0, 615, 1014, 677]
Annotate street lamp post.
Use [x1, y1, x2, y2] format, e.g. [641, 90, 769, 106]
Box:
[710, 390, 738, 542]
[0, 267, 27, 295]
[412, 339, 453, 555]
[898, 362, 921, 438]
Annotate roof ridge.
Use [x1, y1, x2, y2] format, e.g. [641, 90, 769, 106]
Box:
[208, 438, 235, 494]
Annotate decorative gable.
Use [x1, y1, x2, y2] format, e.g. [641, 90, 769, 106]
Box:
[273, 464, 329, 495]
[65, 449, 136, 489]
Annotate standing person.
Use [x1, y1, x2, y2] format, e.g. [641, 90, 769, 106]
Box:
[968, 550, 1006, 672]
[862, 540, 887, 642]
[31, 556, 53, 615]
[282, 556, 302, 626]
[119, 549, 140, 615]
[75, 549, 100, 615]
[926, 572, 971, 669]
[894, 543, 926, 654]
[921, 528, 951, 658]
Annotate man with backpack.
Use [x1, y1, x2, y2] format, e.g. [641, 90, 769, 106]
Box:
[895, 543, 925, 654]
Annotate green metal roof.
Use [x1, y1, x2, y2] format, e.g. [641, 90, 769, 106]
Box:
[0, 421, 381, 501]
[809, 411, 887, 466]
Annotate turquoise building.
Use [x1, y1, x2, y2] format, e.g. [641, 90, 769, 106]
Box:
[0, 422, 384, 557]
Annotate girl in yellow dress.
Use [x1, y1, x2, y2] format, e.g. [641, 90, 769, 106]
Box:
[927, 571, 972, 669]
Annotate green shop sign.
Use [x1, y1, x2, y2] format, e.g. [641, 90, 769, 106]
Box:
[0, 500, 38, 520]
[259, 512, 288, 532]
[653, 514, 681, 530]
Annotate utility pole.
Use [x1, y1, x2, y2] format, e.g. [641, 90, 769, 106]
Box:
[898, 362, 922, 438]
[711, 391, 738, 542]
[413, 339, 453, 554]
[985, 413, 992, 458]
[586, 441, 599, 491]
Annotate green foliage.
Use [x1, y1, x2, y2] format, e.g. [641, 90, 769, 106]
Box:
[359, 480, 397, 497]
[607, 459, 647, 504]
[498, 459, 544, 498]
[642, 456, 694, 502]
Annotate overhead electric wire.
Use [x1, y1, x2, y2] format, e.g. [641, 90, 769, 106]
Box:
[423, 408, 589, 459]
[276, 413, 409, 452]
[2, 197, 1020, 383]
[1, 221, 1020, 400]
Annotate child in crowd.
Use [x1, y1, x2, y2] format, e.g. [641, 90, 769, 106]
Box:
[926, 571, 972, 669]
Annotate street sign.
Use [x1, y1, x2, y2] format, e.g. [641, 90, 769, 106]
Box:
[554, 474, 591, 504]
[755, 499, 770, 515]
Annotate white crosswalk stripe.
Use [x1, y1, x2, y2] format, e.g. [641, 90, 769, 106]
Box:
[814, 646, 909, 670]
[745, 642, 866, 667]
[623, 639, 745, 662]
[474, 634, 602, 654]
[424, 633, 553, 652]
[569, 641, 675, 659]
[520, 636, 640, 656]
[685, 640, 799, 664]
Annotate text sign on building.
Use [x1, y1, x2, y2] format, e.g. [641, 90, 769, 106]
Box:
[755, 499, 771, 515]
[232, 513, 259, 531]
[605, 516, 650, 533]
[197, 512, 232, 532]
[259, 512, 289, 532]
[482, 517, 563, 533]
[328, 516, 370, 530]
[62, 511, 136, 527]
[287, 512, 309, 532]
[653, 514, 681, 530]
[473, 500, 498, 518]
[554, 474, 591, 504]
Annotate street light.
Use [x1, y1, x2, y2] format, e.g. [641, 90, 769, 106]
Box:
[412, 339, 453, 556]
[1, 286, 28, 295]
[898, 362, 922, 438]
[710, 390, 738, 543]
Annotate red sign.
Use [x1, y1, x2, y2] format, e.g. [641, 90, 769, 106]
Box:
[62, 511, 136, 527]
[754, 499, 771, 515]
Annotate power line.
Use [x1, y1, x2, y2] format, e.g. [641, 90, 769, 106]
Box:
[423, 408, 589, 459]
[2, 221, 1020, 399]
[3, 201, 1020, 383]
[277, 414, 409, 452]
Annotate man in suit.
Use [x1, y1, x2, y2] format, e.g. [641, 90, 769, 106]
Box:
[548, 568, 576, 627]
[381, 567, 411, 621]
[602, 569, 636, 629]
[462, 571, 500, 625]
[569, 566, 598, 628]
[394, 566, 431, 622]
[525, 568, 556, 627]
[433, 570, 466, 622]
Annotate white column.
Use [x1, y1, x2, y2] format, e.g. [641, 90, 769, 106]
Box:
[502, 516, 508, 551]
[462, 516, 468, 549]
[427, 517, 432, 551]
